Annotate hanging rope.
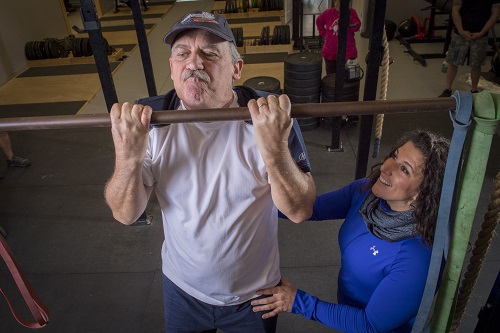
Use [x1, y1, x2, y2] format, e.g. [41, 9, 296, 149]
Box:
[449, 172, 500, 332]
[372, 28, 390, 158]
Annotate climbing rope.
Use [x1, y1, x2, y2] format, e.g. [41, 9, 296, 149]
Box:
[449, 172, 500, 333]
[372, 29, 390, 158]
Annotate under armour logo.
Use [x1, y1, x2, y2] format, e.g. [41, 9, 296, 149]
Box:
[370, 246, 378, 256]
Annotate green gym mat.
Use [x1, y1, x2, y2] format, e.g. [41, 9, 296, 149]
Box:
[17, 63, 122, 78]
[242, 52, 288, 64]
[100, 13, 164, 21]
[100, 24, 155, 32]
[0, 101, 87, 117]
[226, 17, 281, 24]
[146, 0, 176, 4]
[111, 44, 136, 52]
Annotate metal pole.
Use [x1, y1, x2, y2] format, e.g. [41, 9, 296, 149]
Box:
[0, 98, 456, 132]
[128, 0, 157, 97]
[292, 0, 301, 49]
[355, 0, 387, 179]
[328, 0, 350, 152]
[79, 0, 118, 111]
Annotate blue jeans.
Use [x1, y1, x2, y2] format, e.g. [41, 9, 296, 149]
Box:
[162, 275, 278, 333]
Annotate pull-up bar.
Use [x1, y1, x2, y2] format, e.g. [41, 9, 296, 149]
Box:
[0, 98, 456, 131]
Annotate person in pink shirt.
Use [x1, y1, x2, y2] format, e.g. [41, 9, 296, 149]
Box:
[316, 0, 361, 75]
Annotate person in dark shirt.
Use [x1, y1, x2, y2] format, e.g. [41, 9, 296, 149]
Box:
[439, 0, 500, 97]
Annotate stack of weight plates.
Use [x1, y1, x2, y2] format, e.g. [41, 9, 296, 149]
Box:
[259, 26, 270, 45]
[224, 0, 238, 13]
[25, 39, 67, 60]
[321, 73, 361, 103]
[71, 37, 114, 57]
[72, 37, 93, 57]
[243, 76, 281, 95]
[284, 52, 322, 131]
[271, 25, 291, 45]
[231, 27, 244, 47]
[321, 73, 361, 127]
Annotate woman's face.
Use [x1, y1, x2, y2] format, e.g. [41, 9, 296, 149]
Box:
[334, 0, 340, 10]
[371, 141, 425, 211]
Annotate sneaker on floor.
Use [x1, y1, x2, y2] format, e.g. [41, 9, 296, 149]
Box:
[439, 89, 452, 97]
[7, 156, 31, 168]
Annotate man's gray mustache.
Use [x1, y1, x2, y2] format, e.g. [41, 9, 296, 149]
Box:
[182, 69, 211, 83]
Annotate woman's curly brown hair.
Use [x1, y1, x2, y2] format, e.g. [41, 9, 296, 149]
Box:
[366, 130, 450, 247]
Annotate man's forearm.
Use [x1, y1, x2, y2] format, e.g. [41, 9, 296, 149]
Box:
[479, 8, 500, 36]
[452, 6, 464, 34]
[104, 164, 150, 225]
[267, 154, 316, 223]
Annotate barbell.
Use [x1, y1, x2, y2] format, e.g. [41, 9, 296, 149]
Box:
[0, 98, 456, 131]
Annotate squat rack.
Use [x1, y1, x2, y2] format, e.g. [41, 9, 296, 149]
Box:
[17, 1, 497, 331]
[0, 91, 499, 333]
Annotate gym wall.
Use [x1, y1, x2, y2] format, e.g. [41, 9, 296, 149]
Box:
[0, 0, 68, 86]
[386, 0, 430, 28]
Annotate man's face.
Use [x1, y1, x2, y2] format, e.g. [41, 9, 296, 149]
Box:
[169, 30, 243, 110]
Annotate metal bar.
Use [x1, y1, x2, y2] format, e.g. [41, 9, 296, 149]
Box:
[356, 0, 387, 180]
[79, 0, 118, 111]
[129, 0, 157, 97]
[0, 98, 456, 132]
[329, 0, 351, 151]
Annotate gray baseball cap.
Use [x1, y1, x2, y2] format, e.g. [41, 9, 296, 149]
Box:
[164, 11, 236, 45]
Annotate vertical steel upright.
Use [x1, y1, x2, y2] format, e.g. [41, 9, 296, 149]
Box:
[355, 0, 386, 179]
[327, 0, 351, 151]
[79, 0, 118, 111]
[128, 0, 157, 97]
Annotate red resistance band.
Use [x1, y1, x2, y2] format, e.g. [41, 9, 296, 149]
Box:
[0, 234, 50, 328]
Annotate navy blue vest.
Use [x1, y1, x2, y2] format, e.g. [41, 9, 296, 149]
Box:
[135, 86, 312, 173]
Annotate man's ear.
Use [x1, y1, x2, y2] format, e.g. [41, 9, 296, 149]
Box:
[232, 59, 244, 81]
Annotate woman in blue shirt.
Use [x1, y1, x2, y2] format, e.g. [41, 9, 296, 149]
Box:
[252, 130, 450, 333]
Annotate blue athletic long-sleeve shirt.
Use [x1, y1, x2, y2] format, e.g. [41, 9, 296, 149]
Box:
[291, 179, 431, 333]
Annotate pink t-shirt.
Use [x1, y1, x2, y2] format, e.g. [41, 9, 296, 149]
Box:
[316, 7, 361, 61]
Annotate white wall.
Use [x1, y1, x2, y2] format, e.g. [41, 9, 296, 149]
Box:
[285, 0, 293, 24]
[0, 0, 68, 86]
[386, 0, 448, 27]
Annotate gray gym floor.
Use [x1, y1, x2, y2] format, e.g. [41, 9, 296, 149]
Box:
[0, 1, 498, 332]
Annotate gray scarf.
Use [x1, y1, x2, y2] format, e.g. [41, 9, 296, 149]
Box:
[359, 191, 416, 242]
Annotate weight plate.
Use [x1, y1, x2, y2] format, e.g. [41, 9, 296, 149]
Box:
[284, 68, 322, 80]
[243, 76, 281, 92]
[297, 117, 319, 131]
[287, 93, 321, 103]
[284, 76, 321, 88]
[284, 52, 322, 72]
[272, 25, 279, 45]
[29, 41, 37, 60]
[259, 26, 266, 46]
[72, 38, 79, 57]
[284, 24, 290, 44]
[25, 42, 35, 60]
[284, 84, 320, 96]
[279, 25, 285, 45]
[237, 28, 243, 47]
[82, 38, 92, 56]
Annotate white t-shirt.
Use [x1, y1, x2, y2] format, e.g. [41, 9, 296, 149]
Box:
[143, 94, 280, 305]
